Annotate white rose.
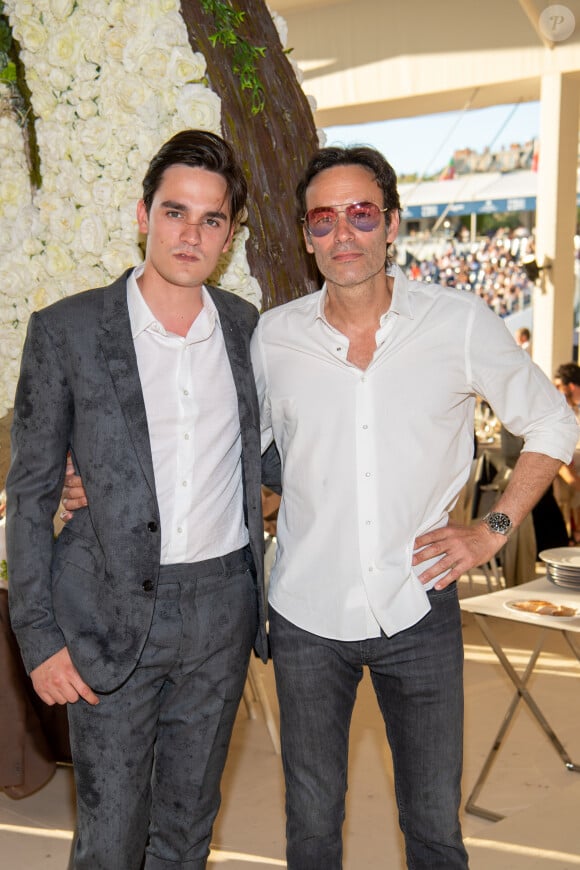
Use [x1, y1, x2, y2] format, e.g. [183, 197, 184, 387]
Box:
[118, 206, 140, 239]
[101, 240, 142, 278]
[103, 24, 132, 61]
[36, 120, 69, 162]
[44, 242, 75, 277]
[48, 65, 72, 92]
[0, 178, 23, 214]
[75, 99, 99, 121]
[140, 47, 171, 80]
[29, 81, 59, 118]
[49, 0, 75, 20]
[0, 263, 27, 298]
[100, 72, 152, 116]
[157, 0, 180, 12]
[76, 262, 110, 292]
[22, 234, 44, 258]
[4, 0, 37, 19]
[47, 200, 81, 245]
[90, 0, 125, 26]
[306, 94, 318, 114]
[288, 56, 304, 85]
[78, 215, 107, 256]
[74, 18, 107, 65]
[77, 117, 114, 162]
[269, 11, 288, 48]
[12, 18, 48, 53]
[47, 25, 82, 69]
[174, 85, 221, 134]
[134, 92, 171, 131]
[91, 178, 116, 209]
[151, 10, 189, 47]
[76, 159, 100, 185]
[168, 48, 206, 84]
[72, 63, 100, 89]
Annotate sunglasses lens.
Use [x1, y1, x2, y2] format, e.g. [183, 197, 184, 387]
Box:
[347, 202, 381, 231]
[305, 202, 383, 237]
[305, 208, 337, 237]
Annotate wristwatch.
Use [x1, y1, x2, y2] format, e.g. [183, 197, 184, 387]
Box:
[482, 511, 513, 536]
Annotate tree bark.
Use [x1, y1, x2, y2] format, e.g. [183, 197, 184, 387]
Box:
[180, 0, 321, 310]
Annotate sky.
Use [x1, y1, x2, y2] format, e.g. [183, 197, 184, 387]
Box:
[323, 101, 540, 177]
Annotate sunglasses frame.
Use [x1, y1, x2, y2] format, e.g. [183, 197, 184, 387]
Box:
[302, 201, 389, 238]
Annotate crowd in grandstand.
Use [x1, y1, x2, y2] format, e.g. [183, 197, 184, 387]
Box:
[402, 227, 536, 317]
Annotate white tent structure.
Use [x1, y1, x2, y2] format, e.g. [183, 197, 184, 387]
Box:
[399, 169, 580, 230]
[276, 0, 580, 372]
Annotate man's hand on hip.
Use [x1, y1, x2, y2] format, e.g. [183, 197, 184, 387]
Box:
[413, 521, 505, 590]
[30, 647, 99, 706]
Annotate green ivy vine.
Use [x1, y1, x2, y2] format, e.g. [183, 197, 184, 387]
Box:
[200, 0, 266, 115]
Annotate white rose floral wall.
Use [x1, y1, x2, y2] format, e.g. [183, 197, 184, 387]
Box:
[0, 0, 299, 418]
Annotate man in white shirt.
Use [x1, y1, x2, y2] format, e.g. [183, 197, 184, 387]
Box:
[7, 131, 270, 869]
[251, 145, 579, 869]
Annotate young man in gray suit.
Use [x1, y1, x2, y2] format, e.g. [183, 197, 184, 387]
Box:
[7, 130, 271, 869]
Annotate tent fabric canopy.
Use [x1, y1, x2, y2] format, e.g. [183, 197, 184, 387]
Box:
[399, 169, 580, 220]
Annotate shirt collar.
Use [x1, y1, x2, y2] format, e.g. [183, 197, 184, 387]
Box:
[126, 264, 220, 339]
[314, 263, 414, 327]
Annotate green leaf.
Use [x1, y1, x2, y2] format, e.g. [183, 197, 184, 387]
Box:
[0, 59, 16, 82]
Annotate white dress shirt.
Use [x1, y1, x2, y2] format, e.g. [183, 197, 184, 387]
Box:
[251, 265, 578, 640]
[127, 266, 248, 564]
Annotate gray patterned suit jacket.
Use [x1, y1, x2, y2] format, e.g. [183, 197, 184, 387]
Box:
[7, 269, 270, 692]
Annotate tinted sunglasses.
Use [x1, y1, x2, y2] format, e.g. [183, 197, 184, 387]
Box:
[302, 201, 388, 237]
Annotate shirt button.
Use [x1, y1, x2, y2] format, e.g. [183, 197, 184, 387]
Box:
[142, 580, 154, 592]
[183, 389, 189, 396]
[182, 480, 188, 487]
[365, 472, 371, 478]
[362, 424, 368, 430]
[366, 520, 372, 525]
[368, 566, 374, 572]
[184, 433, 190, 440]
[177, 526, 183, 534]
[147, 521, 158, 532]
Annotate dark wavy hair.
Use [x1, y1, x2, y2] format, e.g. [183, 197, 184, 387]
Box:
[296, 145, 401, 218]
[141, 130, 247, 223]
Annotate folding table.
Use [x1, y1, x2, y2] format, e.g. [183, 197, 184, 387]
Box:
[460, 576, 580, 821]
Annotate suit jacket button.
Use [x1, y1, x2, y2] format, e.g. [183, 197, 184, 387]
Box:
[142, 580, 154, 592]
[147, 521, 158, 532]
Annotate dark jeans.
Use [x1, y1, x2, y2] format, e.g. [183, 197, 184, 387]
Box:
[269, 583, 469, 870]
[68, 549, 257, 870]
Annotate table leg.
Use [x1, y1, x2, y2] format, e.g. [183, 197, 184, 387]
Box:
[465, 615, 580, 821]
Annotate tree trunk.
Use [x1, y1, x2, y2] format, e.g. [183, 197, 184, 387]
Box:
[180, 0, 321, 310]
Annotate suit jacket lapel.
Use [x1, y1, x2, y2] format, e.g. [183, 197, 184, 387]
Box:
[98, 272, 157, 497]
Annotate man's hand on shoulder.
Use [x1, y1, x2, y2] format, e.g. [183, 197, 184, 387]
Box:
[59, 453, 88, 522]
[30, 647, 99, 706]
[413, 521, 506, 590]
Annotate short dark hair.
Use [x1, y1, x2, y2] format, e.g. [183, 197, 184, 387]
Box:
[142, 129, 247, 223]
[296, 145, 401, 219]
[296, 145, 401, 265]
[555, 362, 580, 387]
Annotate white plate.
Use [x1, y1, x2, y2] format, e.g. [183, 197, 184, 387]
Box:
[504, 599, 578, 619]
[539, 548, 580, 569]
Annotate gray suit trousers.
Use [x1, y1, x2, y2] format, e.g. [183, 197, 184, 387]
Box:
[68, 549, 257, 869]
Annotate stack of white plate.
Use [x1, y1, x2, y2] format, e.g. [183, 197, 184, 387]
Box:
[539, 547, 580, 588]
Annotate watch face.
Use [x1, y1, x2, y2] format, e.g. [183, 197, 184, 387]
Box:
[487, 512, 512, 534]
